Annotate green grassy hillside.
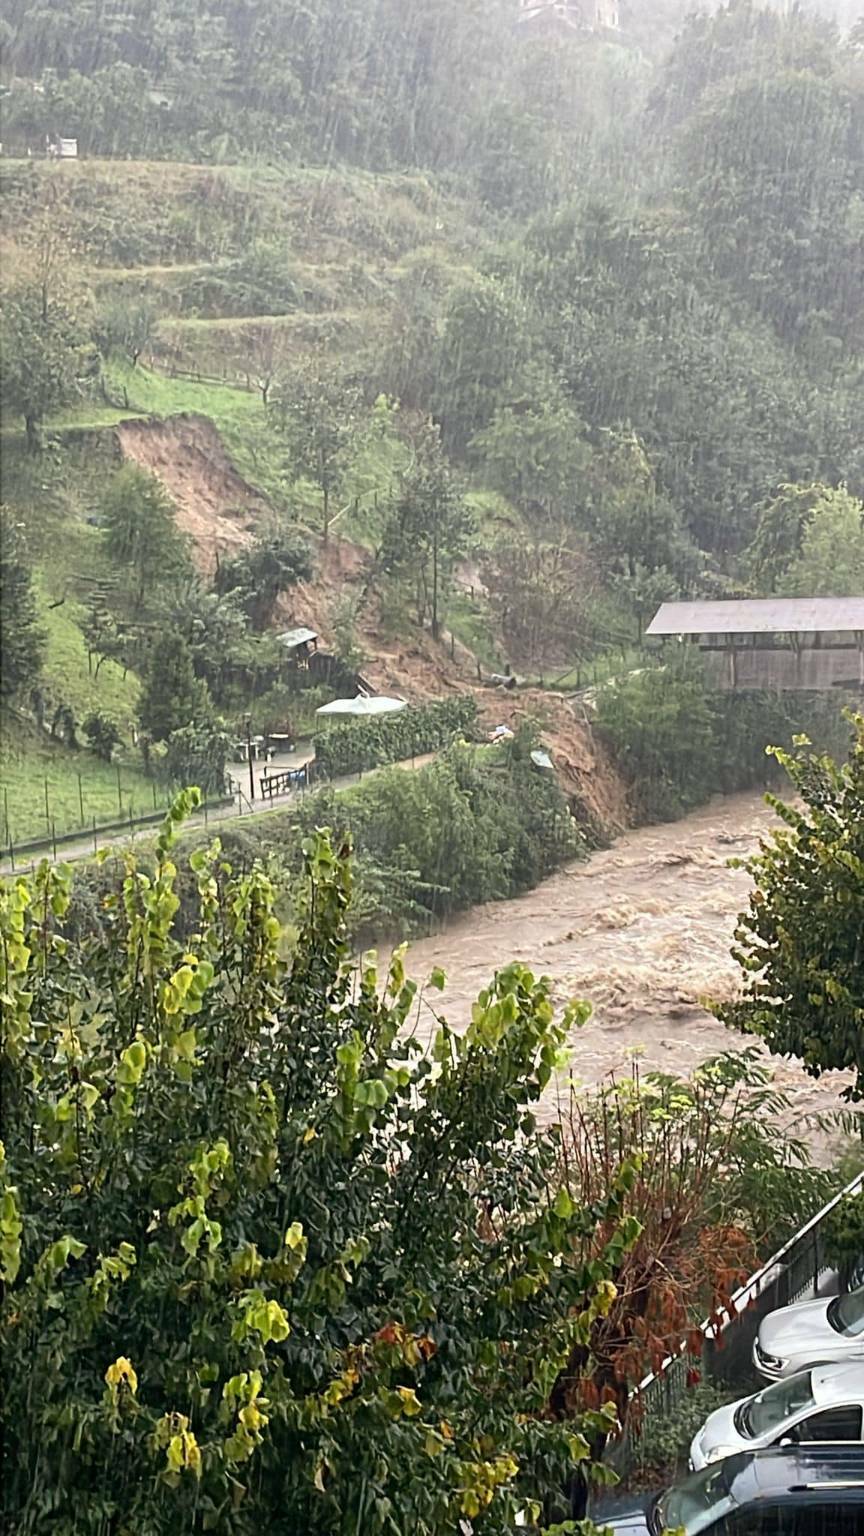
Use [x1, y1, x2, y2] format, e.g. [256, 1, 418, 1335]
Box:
[1, 158, 482, 381]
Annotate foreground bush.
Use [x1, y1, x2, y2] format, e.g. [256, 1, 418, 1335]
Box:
[0, 792, 627, 1534]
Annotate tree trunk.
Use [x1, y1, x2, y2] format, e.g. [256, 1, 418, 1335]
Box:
[431, 525, 440, 640]
[320, 450, 330, 544]
[24, 414, 39, 453]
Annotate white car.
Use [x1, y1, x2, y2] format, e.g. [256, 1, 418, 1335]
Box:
[753, 1285, 864, 1379]
[690, 1362, 864, 1470]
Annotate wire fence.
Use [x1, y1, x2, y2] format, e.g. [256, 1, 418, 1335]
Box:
[0, 769, 236, 872]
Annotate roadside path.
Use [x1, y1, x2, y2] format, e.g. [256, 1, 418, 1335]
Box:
[0, 752, 437, 875]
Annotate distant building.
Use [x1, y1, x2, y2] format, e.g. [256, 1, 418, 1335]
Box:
[46, 136, 78, 159]
[646, 598, 864, 692]
[516, 0, 620, 36]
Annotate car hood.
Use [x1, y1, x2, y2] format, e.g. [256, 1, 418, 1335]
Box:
[759, 1296, 832, 1358]
[595, 1490, 654, 1536]
[604, 1508, 653, 1536]
[691, 1399, 746, 1468]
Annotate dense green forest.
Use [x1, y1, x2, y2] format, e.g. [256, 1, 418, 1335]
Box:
[3, 0, 861, 555]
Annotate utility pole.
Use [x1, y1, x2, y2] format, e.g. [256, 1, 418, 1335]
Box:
[246, 714, 256, 801]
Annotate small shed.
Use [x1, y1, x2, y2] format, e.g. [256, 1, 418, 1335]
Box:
[47, 136, 78, 159]
[646, 598, 864, 691]
[276, 626, 319, 666]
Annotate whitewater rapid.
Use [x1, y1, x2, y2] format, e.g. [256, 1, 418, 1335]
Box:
[393, 789, 851, 1143]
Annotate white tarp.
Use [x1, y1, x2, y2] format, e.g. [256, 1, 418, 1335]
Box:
[316, 695, 407, 718]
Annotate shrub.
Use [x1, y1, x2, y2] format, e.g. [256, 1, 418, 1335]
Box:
[0, 795, 628, 1534]
[595, 654, 856, 823]
[313, 695, 478, 778]
[83, 712, 123, 762]
[164, 718, 232, 796]
[822, 1190, 864, 1275]
[275, 729, 580, 935]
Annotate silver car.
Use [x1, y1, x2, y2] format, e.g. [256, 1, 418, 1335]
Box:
[690, 1362, 864, 1470]
[754, 1286, 864, 1379]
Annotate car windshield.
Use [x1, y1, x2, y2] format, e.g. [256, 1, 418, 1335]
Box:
[653, 1461, 737, 1536]
[736, 1371, 814, 1439]
[828, 1289, 864, 1337]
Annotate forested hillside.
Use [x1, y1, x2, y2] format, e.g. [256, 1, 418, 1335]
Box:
[1, 0, 863, 850]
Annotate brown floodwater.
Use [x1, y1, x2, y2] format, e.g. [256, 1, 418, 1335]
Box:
[391, 789, 851, 1142]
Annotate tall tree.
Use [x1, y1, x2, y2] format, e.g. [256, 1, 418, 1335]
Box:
[781, 486, 864, 596]
[381, 420, 471, 639]
[100, 465, 190, 613]
[0, 512, 45, 699]
[470, 376, 591, 521]
[482, 526, 599, 674]
[137, 630, 208, 744]
[274, 357, 363, 543]
[0, 286, 86, 449]
[717, 717, 864, 1101]
[747, 481, 828, 594]
[92, 295, 158, 367]
[214, 527, 312, 630]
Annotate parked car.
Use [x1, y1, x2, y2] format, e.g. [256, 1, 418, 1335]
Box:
[603, 1444, 864, 1534]
[689, 1362, 864, 1469]
[754, 1286, 864, 1379]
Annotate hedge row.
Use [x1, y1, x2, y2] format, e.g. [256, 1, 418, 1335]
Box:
[313, 695, 478, 778]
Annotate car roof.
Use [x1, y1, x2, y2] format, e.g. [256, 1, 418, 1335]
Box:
[724, 1444, 864, 1503]
[811, 1361, 864, 1407]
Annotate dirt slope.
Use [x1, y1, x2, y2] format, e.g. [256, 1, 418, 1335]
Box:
[115, 414, 266, 574]
[276, 539, 629, 831]
[122, 412, 630, 830]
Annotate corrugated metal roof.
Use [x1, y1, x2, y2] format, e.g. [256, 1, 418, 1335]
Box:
[646, 598, 864, 637]
[276, 626, 318, 649]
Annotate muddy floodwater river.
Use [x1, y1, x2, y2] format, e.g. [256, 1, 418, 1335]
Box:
[396, 788, 851, 1140]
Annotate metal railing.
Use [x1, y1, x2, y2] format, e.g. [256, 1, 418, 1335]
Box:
[609, 1168, 864, 1474]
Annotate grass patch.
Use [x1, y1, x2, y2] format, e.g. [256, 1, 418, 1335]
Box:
[38, 589, 140, 732]
[1, 716, 158, 845]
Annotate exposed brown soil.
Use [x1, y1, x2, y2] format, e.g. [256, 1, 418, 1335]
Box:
[472, 687, 630, 835]
[115, 414, 266, 575]
[120, 412, 630, 827]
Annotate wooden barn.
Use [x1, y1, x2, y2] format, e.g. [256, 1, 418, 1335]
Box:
[646, 598, 864, 692]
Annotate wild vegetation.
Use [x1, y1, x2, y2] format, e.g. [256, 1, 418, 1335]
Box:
[2, 8, 864, 1521]
[1, 767, 854, 1532]
[1, 2, 862, 848]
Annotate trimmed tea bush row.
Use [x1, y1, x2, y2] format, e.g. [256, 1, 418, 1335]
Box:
[314, 694, 478, 778]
